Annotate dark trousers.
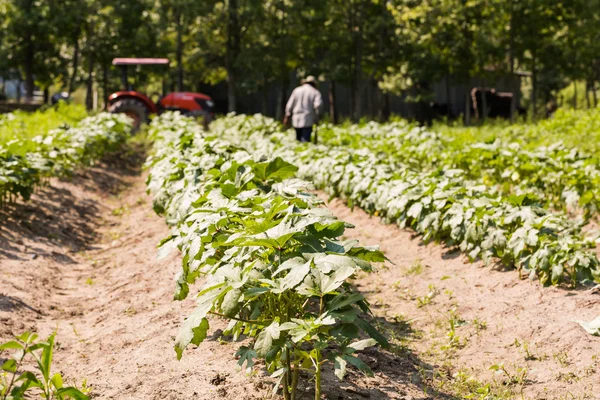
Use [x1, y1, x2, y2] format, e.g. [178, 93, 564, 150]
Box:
[295, 126, 313, 142]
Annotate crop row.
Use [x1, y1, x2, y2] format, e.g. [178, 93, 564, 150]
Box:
[0, 113, 131, 206]
[145, 112, 388, 398]
[207, 113, 600, 287]
[317, 118, 600, 219]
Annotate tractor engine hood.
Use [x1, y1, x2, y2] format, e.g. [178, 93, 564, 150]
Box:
[159, 92, 215, 112]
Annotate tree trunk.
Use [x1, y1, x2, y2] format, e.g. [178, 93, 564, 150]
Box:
[350, 1, 362, 122]
[24, 40, 35, 102]
[531, 52, 537, 121]
[586, 81, 591, 109]
[328, 80, 337, 124]
[261, 78, 268, 115]
[382, 92, 390, 121]
[509, 3, 516, 124]
[43, 87, 49, 104]
[176, 10, 184, 92]
[102, 63, 109, 110]
[22, 0, 34, 102]
[275, 78, 287, 121]
[352, 33, 362, 122]
[465, 91, 471, 126]
[277, 0, 287, 120]
[16, 78, 22, 103]
[481, 84, 487, 123]
[573, 81, 577, 109]
[68, 28, 80, 95]
[593, 80, 598, 107]
[445, 74, 451, 117]
[85, 22, 95, 111]
[226, 0, 240, 113]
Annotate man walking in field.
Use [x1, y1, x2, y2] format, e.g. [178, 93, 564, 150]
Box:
[284, 76, 323, 142]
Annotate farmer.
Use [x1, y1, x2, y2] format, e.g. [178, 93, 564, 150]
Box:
[284, 76, 323, 142]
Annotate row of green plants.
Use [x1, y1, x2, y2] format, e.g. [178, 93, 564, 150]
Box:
[209, 113, 600, 287]
[0, 112, 131, 206]
[317, 110, 600, 220]
[0, 104, 88, 153]
[146, 112, 389, 399]
[431, 106, 600, 151]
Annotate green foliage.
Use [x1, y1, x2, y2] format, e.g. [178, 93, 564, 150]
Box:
[146, 112, 388, 398]
[0, 111, 131, 206]
[0, 104, 88, 153]
[1, 0, 599, 116]
[0, 332, 89, 400]
[318, 107, 600, 220]
[207, 113, 600, 287]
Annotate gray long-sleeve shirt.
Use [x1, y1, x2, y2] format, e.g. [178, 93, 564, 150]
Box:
[285, 84, 323, 128]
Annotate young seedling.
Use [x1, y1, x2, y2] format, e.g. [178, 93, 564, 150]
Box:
[0, 332, 89, 399]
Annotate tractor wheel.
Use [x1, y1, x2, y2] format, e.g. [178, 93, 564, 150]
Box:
[108, 98, 149, 132]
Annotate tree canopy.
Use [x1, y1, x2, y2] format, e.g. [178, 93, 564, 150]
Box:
[0, 0, 598, 119]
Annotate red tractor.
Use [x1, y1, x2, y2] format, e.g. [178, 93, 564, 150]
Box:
[107, 58, 215, 130]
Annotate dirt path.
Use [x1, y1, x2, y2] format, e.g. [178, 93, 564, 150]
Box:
[0, 152, 276, 399]
[2, 150, 599, 400]
[322, 195, 600, 400]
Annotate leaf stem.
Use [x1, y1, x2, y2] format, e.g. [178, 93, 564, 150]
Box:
[3, 341, 29, 400]
[207, 311, 269, 326]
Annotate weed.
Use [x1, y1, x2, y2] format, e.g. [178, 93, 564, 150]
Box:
[442, 308, 467, 350]
[406, 259, 425, 275]
[554, 351, 571, 367]
[417, 284, 439, 307]
[472, 317, 487, 333]
[490, 362, 529, 386]
[556, 371, 580, 383]
[112, 205, 129, 216]
[123, 307, 137, 316]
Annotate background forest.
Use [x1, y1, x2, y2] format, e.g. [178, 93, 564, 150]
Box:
[0, 0, 599, 122]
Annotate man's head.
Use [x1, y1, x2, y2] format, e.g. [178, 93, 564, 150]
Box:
[303, 75, 317, 87]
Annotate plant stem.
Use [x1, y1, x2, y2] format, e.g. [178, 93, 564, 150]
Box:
[3, 342, 28, 400]
[314, 352, 321, 400]
[207, 311, 269, 326]
[319, 295, 324, 315]
[283, 347, 291, 400]
[291, 362, 299, 400]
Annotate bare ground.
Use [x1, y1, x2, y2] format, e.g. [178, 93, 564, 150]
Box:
[322, 196, 600, 400]
[0, 149, 426, 400]
[1, 147, 599, 400]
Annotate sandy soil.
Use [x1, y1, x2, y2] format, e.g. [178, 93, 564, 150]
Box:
[0, 150, 426, 400]
[1, 146, 599, 400]
[322, 195, 600, 400]
[0, 151, 275, 399]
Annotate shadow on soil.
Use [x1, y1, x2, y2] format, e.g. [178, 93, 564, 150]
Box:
[0, 294, 42, 314]
[0, 141, 147, 261]
[312, 313, 457, 400]
[211, 311, 456, 400]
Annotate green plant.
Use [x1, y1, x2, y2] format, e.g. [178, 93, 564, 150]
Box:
[146, 113, 389, 399]
[0, 332, 88, 400]
[490, 362, 528, 386]
[416, 284, 439, 307]
[210, 113, 600, 286]
[442, 308, 466, 350]
[553, 351, 572, 367]
[470, 318, 487, 334]
[406, 260, 425, 275]
[0, 112, 131, 207]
